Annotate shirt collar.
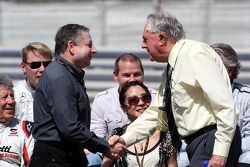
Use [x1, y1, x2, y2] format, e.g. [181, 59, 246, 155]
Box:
[56, 56, 85, 80]
[25, 80, 35, 92]
[168, 39, 186, 69]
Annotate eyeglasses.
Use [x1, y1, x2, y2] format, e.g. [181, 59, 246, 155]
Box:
[26, 61, 51, 69]
[126, 93, 151, 106]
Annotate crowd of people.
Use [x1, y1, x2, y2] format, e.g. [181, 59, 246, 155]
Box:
[0, 11, 249, 167]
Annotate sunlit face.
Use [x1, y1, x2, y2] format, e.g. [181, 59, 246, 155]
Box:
[123, 85, 151, 122]
[113, 61, 144, 88]
[21, 51, 52, 89]
[0, 86, 15, 123]
[141, 22, 168, 62]
[73, 31, 97, 69]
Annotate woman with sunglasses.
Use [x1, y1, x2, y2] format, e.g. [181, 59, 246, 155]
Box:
[102, 81, 177, 167]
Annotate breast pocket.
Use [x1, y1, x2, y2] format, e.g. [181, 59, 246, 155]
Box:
[104, 111, 125, 133]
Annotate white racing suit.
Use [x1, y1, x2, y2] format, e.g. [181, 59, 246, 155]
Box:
[0, 118, 34, 167]
[14, 80, 35, 122]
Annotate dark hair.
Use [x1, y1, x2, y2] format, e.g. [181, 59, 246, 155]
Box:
[0, 75, 13, 89]
[210, 43, 240, 80]
[113, 53, 144, 75]
[54, 24, 89, 56]
[119, 81, 151, 107]
[21, 42, 52, 63]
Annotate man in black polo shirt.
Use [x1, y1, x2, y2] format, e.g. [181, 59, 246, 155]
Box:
[30, 24, 115, 167]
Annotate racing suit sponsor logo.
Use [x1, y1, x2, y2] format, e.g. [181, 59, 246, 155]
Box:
[20, 92, 26, 101]
[10, 128, 18, 135]
[0, 146, 11, 152]
[0, 153, 20, 162]
[0, 146, 21, 162]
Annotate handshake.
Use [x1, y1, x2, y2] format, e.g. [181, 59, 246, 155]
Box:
[101, 135, 127, 166]
[104, 135, 126, 159]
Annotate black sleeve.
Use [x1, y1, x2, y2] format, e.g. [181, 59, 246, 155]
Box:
[48, 76, 109, 153]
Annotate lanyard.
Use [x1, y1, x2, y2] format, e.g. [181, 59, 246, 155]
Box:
[133, 137, 149, 167]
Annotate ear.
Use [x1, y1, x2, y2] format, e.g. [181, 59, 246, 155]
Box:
[67, 40, 75, 55]
[121, 105, 128, 114]
[158, 32, 168, 46]
[20, 63, 26, 75]
[227, 67, 235, 79]
[113, 71, 118, 81]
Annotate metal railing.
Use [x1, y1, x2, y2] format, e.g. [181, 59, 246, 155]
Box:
[0, 0, 249, 51]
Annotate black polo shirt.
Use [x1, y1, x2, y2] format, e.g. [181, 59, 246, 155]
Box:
[32, 56, 109, 154]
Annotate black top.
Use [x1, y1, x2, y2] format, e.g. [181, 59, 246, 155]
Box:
[32, 56, 109, 154]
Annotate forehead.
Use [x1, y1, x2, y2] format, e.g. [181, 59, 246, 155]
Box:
[143, 30, 159, 43]
[80, 31, 92, 42]
[126, 86, 145, 96]
[0, 86, 13, 94]
[26, 51, 51, 61]
[144, 21, 151, 31]
[118, 61, 142, 73]
[143, 21, 152, 33]
[143, 30, 151, 38]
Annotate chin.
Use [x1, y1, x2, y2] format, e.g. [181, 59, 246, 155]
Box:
[83, 61, 91, 68]
[3, 116, 14, 123]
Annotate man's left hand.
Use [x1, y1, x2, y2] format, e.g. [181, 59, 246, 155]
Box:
[208, 155, 227, 167]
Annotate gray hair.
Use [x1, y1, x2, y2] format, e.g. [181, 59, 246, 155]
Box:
[0, 75, 13, 89]
[210, 43, 240, 79]
[146, 13, 185, 41]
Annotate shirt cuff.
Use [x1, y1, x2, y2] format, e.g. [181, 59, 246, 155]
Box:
[213, 140, 231, 157]
[121, 131, 136, 147]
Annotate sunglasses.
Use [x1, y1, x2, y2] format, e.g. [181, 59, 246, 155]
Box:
[126, 93, 151, 106]
[26, 61, 51, 69]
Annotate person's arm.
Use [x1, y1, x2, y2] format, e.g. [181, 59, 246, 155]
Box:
[90, 96, 107, 138]
[208, 155, 227, 167]
[21, 121, 35, 166]
[191, 45, 236, 163]
[47, 76, 110, 154]
[101, 157, 114, 167]
[241, 99, 250, 154]
[233, 84, 250, 162]
[121, 70, 167, 147]
[166, 154, 178, 167]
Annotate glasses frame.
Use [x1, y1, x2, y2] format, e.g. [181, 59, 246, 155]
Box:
[26, 61, 51, 69]
[126, 93, 151, 107]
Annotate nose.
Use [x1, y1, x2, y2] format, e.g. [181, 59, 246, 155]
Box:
[128, 75, 136, 82]
[91, 45, 97, 54]
[137, 97, 146, 106]
[38, 63, 46, 72]
[141, 42, 147, 49]
[7, 96, 15, 106]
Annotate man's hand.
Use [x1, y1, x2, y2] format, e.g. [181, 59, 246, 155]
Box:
[108, 135, 126, 158]
[208, 155, 227, 167]
[101, 157, 114, 167]
[108, 135, 125, 146]
[102, 148, 113, 160]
